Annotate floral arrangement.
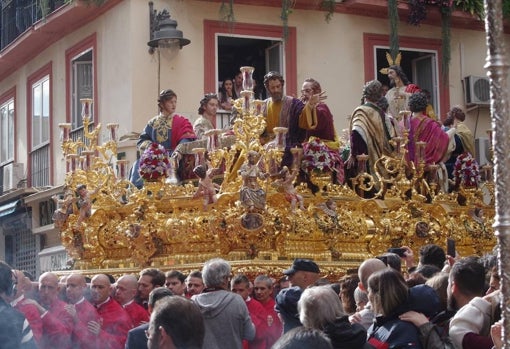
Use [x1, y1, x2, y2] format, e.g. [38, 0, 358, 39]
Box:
[301, 138, 336, 173]
[138, 142, 170, 181]
[453, 152, 481, 188]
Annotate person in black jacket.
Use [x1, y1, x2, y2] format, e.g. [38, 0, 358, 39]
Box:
[0, 260, 37, 349]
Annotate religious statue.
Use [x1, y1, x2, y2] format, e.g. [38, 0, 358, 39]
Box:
[238, 150, 269, 212]
[273, 166, 304, 212]
[193, 164, 220, 210]
[51, 190, 76, 229]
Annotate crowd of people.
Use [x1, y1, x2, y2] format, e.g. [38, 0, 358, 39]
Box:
[0, 241, 504, 349]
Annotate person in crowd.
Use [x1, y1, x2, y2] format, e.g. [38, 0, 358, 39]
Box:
[444, 106, 476, 179]
[137, 268, 166, 309]
[272, 327, 333, 349]
[9, 270, 43, 344]
[64, 273, 101, 349]
[349, 258, 387, 330]
[0, 261, 37, 349]
[353, 287, 368, 312]
[398, 284, 450, 349]
[346, 80, 395, 191]
[485, 266, 500, 295]
[37, 271, 73, 348]
[253, 274, 283, 348]
[191, 258, 255, 349]
[125, 287, 174, 349]
[147, 296, 205, 349]
[115, 274, 149, 327]
[233, 71, 243, 99]
[185, 270, 205, 297]
[129, 89, 196, 188]
[218, 78, 236, 111]
[298, 285, 369, 349]
[193, 93, 219, 139]
[89, 274, 132, 349]
[275, 259, 321, 333]
[261, 71, 321, 166]
[338, 273, 360, 315]
[448, 256, 494, 349]
[231, 274, 268, 349]
[366, 268, 422, 348]
[419, 244, 447, 270]
[164, 270, 186, 297]
[384, 65, 421, 118]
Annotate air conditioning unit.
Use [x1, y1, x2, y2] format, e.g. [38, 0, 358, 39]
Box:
[464, 76, 490, 105]
[475, 137, 490, 166]
[2, 163, 24, 192]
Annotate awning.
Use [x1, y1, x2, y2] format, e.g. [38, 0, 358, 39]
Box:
[0, 200, 20, 218]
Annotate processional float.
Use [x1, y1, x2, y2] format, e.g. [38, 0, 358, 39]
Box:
[55, 67, 496, 279]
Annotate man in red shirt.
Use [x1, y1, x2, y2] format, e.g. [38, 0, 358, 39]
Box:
[231, 274, 269, 349]
[65, 273, 101, 349]
[38, 271, 73, 349]
[254, 275, 283, 348]
[115, 274, 149, 327]
[90, 274, 133, 349]
[9, 270, 43, 344]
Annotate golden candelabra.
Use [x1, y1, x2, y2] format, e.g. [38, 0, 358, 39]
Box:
[55, 88, 496, 279]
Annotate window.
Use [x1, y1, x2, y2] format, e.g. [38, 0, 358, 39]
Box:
[32, 76, 50, 148]
[71, 50, 93, 129]
[66, 34, 97, 130]
[0, 95, 14, 165]
[27, 63, 52, 187]
[204, 20, 297, 97]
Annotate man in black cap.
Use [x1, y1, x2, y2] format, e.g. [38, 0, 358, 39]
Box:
[275, 259, 321, 333]
[283, 258, 320, 289]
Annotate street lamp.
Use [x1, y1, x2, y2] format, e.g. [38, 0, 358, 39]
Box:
[147, 1, 190, 54]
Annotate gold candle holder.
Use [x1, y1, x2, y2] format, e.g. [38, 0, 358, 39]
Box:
[415, 141, 427, 163]
[80, 98, 94, 119]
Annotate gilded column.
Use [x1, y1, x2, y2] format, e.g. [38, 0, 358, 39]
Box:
[484, 0, 510, 346]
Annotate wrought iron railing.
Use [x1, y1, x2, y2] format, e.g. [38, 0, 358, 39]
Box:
[30, 143, 50, 187]
[1, 0, 65, 50]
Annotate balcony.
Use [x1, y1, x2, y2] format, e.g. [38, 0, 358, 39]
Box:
[0, 0, 122, 81]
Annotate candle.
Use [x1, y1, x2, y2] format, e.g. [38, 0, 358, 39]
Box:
[107, 123, 119, 141]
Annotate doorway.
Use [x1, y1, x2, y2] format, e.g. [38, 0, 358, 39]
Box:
[217, 35, 283, 100]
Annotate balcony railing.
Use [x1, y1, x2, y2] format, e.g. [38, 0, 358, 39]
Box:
[30, 143, 50, 187]
[1, 0, 66, 50]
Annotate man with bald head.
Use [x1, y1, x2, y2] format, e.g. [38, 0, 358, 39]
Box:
[115, 274, 149, 327]
[65, 273, 100, 349]
[37, 271, 73, 348]
[90, 274, 132, 349]
[349, 258, 387, 329]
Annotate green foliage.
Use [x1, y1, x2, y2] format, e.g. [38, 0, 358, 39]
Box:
[388, 0, 400, 60]
[452, 0, 484, 19]
[219, 0, 235, 24]
[320, 0, 336, 22]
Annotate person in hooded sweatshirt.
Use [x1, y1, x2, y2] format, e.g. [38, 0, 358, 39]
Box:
[298, 285, 370, 349]
[191, 258, 255, 349]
